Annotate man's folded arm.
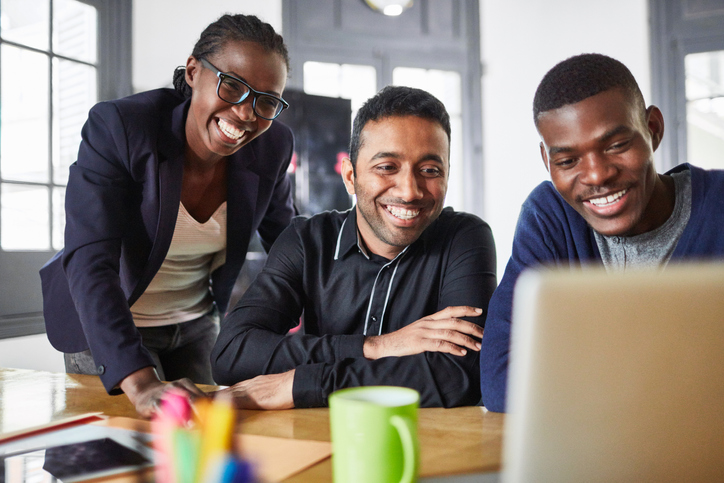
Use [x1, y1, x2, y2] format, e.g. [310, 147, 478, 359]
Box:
[211, 304, 366, 384]
[293, 349, 480, 408]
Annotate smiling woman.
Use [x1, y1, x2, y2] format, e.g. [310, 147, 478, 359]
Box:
[39, 14, 296, 418]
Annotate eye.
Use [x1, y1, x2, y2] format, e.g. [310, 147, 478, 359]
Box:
[221, 77, 243, 93]
[420, 167, 443, 177]
[607, 140, 630, 152]
[374, 164, 397, 173]
[553, 157, 577, 168]
[258, 96, 279, 108]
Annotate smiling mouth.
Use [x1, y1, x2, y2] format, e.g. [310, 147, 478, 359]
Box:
[218, 118, 245, 141]
[385, 205, 420, 220]
[587, 188, 628, 207]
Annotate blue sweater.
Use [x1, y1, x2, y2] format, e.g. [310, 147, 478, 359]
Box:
[480, 164, 724, 412]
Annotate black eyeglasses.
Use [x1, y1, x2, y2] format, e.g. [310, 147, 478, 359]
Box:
[200, 58, 289, 120]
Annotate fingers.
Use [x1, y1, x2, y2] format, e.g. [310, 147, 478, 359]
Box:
[419, 318, 484, 339]
[415, 315, 485, 355]
[209, 373, 295, 411]
[168, 378, 208, 398]
[426, 305, 483, 321]
[422, 327, 483, 355]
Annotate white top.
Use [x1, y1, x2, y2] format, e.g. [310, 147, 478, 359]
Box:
[131, 202, 227, 327]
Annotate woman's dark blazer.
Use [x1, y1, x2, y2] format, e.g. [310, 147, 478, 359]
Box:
[40, 88, 295, 392]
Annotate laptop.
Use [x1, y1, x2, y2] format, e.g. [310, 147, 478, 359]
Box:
[503, 263, 724, 483]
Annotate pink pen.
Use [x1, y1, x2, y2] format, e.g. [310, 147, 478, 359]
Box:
[161, 389, 193, 426]
[153, 390, 193, 483]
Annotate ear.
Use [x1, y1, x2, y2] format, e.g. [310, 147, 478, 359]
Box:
[646, 105, 665, 152]
[539, 142, 550, 173]
[185, 56, 200, 89]
[341, 157, 356, 195]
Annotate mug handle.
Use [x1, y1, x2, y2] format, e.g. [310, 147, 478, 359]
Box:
[390, 415, 418, 483]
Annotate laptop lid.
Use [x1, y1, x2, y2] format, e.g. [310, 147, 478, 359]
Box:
[503, 263, 724, 483]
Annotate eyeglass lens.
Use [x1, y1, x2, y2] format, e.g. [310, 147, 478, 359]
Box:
[218, 75, 283, 119]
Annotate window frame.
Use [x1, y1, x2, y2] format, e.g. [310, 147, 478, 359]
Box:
[650, 0, 724, 170]
[0, 0, 132, 339]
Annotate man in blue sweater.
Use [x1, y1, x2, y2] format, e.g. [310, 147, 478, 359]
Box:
[480, 53, 724, 412]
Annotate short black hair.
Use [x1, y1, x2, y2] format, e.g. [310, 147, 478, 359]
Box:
[533, 53, 645, 127]
[349, 85, 451, 168]
[173, 14, 289, 98]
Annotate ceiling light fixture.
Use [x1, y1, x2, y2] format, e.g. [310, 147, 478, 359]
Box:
[364, 0, 414, 17]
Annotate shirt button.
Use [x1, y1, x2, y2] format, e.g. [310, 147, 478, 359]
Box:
[612, 237, 620, 244]
[371, 316, 377, 322]
[97, 365, 105, 375]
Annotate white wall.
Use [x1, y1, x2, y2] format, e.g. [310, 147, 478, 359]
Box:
[132, 0, 282, 93]
[481, 0, 650, 277]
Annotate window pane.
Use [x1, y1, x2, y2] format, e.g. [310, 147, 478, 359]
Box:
[447, 116, 464, 209]
[52, 186, 66, 250]
[338, 64, 377, 113]
[1, 184, 50, 250]
[304, 62, 342, 98]
[393, 67, 463, 209]
[53, 58, 96, 185]
[53, 0, 97, 63]
[0, 0, 50, 51]
[685, 50, 724, 170]
[304, 61, 377, 118]
[393, 67, 461, 115]
[1, 45, 50, 183]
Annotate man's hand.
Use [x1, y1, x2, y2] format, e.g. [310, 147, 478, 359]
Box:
[215, 370, 295, 410]
[120, 366, 207, 418]
[363, 306, 484, 360]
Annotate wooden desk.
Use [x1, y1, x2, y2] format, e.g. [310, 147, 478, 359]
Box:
[0, 368, 503, 481]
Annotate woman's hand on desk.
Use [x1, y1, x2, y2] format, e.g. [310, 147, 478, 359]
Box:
[215, 369, 295, 410]
[120, 366, 207, 418]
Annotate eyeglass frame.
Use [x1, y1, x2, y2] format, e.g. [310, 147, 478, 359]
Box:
[199, 58, 289, 120]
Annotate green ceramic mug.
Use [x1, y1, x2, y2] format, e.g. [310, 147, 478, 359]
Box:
[329, 386, 420, 483]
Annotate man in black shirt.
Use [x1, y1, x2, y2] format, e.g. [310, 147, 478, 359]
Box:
[211, 86, 497, 408]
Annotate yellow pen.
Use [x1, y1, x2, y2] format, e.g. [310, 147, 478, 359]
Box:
[195, 394, 236, 483]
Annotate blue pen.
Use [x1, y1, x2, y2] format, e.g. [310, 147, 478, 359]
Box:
[212, 455, 253, 483]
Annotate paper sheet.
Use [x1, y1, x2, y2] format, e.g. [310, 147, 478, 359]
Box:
[0, 412, 106, 444]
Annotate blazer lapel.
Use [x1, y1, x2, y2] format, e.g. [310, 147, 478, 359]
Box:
[128, 99, 186, 305]
[225, 144, 259, 276]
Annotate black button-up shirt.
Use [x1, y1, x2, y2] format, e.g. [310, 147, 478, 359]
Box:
[211, 207, 497, 407]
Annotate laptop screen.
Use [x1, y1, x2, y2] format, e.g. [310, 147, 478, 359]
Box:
[503, 263, 724, 483]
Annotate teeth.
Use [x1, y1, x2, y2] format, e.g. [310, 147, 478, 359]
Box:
[386, 206, 420, 220]
[589, 189, 627, 207]
[218, 119, 243, 140]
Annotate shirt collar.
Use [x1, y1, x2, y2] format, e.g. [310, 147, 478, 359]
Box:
[334, 209, 361, 260]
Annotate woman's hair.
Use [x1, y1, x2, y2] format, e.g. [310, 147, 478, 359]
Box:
[172, 14, 289, 98]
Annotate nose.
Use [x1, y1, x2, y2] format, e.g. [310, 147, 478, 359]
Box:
[395, 169, 424, 201]
[232, 97, 256, 122]
[579, 152, 618, 186]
